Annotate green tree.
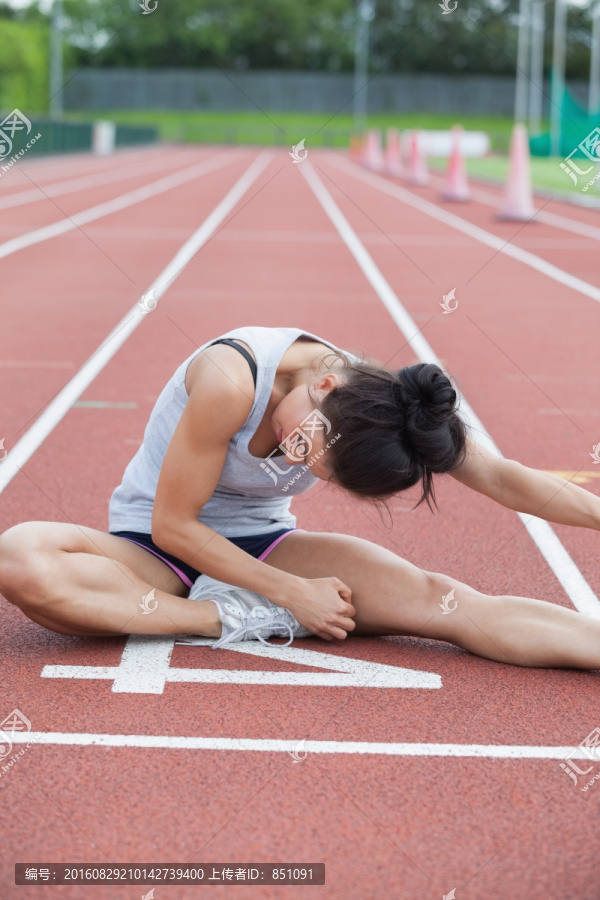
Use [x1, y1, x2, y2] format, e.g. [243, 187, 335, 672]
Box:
[3, 0, 597, 81]
[0, 18, 50, 112]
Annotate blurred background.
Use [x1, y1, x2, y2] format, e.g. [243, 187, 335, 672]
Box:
[1, 0, 599, 195]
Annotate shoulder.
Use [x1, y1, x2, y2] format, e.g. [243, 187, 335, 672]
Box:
[185, 344, 256, 431]
[187, 342, 254, 390]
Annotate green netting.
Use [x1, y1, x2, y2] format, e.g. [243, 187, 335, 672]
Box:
[114, 124, 159, 148]
[530, 80, 600, 158]
[0, 113, 158, 165]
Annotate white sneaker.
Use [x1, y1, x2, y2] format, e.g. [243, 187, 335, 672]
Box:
[188, 574, 311, 650]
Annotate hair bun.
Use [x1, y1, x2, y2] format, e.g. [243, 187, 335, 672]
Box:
[393, 363, 461, 471]
[395, 363, 456, 419]
[314, 355, 467, 511]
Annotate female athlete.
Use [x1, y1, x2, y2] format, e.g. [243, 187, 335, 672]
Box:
[1, 325, 599, 670]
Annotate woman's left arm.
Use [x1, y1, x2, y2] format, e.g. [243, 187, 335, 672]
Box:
[448, 435, 600, 530]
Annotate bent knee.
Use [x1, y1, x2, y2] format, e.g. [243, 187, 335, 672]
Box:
[0, 522, 57, 606]
[1, 519, 74, 551]
[415, 571, 483, 639]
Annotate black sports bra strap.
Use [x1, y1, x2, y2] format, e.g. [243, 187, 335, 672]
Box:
[207, 338, 258, 388]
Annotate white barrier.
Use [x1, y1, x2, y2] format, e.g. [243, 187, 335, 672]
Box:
[401, 129, 490, 158]
[92, 120, 116, 155]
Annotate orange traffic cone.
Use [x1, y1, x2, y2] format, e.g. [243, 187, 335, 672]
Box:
[362, 128, 384, 171]
[350, 133, 363, 163]
[442, 124, 470, 201]
[498, 124, 536, 221]
[384, 128, 402, 176]
[406, 130, 429, 186]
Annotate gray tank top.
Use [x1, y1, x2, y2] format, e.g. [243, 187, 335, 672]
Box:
[108, 325, 362, 537]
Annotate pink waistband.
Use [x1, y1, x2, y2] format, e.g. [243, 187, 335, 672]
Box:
[257, 528, 306, 561]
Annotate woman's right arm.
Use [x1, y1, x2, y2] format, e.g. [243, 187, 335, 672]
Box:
[151, 347, 355, 641]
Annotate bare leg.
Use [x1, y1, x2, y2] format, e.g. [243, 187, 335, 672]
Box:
[261, 531, 600, 669]
[0, 522, 221, 638]
[5, 523, 599, 668]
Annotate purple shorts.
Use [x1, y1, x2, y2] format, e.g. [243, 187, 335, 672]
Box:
[109, 527, 306, 589]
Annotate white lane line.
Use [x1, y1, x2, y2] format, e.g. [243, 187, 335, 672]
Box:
[301, 160, 600, 618]
[72, 401, 137, 408]
[215, 229, 341, 243]
[328, 155, 600, 305]
[10, 731, 590, 758]
[0, 151, 271, 496]
[0, 148, 206, 211]
[0, 150, 241, 261]
[72, 226, 200, 241]
[42, 636, 441, 693]
[427, 170, 600, 242]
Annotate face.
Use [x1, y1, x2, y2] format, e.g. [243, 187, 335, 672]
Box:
[271, 373, 343, 481]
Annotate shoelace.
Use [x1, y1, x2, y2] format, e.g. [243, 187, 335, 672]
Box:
[211, 604, 295, 651]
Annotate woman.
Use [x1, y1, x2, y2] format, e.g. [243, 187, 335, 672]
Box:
[1, 324, 599, 669]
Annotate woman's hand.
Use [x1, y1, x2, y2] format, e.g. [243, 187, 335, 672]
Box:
[278, 576, 356, 641]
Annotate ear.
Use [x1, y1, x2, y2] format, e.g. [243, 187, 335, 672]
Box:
[312, 372, 343, 399]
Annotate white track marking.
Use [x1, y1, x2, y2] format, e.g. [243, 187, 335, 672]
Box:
[41, 636, 442, 693]
[0, 151, 271, 496]
[10, 731, 592, 758]
[216, 229, 341, 243]
[301, 161, 600, 618]
[328, 155, 600, 305]
[0, 150, 241, 260]
[72, 400, 137, 408]
[84, 227, 340, 243]
[112, 636, 175, 694]
[0, 149, 205, 210]
[427, 170, 600, 242]
[74, 226, 199, 241]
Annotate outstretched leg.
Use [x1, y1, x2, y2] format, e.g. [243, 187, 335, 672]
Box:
[0, 521, 221, 638]
[262, 530, 600, 669]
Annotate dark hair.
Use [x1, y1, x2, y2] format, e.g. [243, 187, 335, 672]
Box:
[315, 354, 468, 512]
